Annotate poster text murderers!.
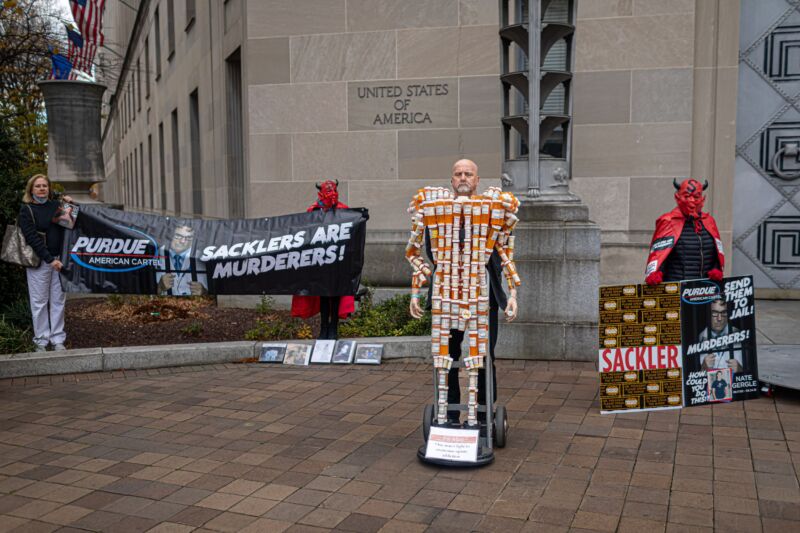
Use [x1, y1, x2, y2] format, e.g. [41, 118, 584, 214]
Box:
[600, 345, 680, 372]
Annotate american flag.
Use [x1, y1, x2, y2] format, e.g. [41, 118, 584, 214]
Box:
[69, 0, 106, 47]
[65, 24, 96, 74]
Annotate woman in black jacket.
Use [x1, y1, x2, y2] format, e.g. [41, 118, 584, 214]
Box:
[18, 174, 73, 352]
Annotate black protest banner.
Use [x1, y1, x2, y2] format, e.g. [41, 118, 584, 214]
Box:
[597, 282, 684, 414]
[60, 206, 368, 296]
[680, 276, 759, 406]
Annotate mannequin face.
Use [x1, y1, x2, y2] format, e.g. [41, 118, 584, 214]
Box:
[674, 179, 706, 217]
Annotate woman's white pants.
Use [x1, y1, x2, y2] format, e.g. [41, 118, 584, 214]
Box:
[26, 262, 66, 347]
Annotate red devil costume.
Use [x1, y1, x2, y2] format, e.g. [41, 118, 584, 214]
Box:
[291, 180, 355, 339]
[645, 178, 724, 285]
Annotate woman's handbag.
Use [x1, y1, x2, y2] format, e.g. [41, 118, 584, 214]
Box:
[1, 205, 42, 268]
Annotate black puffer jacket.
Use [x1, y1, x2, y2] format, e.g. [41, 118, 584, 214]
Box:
[662, 217, 719, 282]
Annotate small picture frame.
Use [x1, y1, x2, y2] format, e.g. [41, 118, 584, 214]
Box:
[332, 340, 356, 364]
[355, 343, 383, 365]
[311, 339, 336, 363]
[283, 343, 312, 366]
[259, 343, 286, 363]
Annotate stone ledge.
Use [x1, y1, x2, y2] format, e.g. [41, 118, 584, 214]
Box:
[0, 337, 433, 379]
[0, 348, 103, 379]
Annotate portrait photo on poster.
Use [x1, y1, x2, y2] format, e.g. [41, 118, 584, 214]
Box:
[354, 343, 383, 364]
[311, 340, 335, 363]
[680, 275, 759, 406]
[707, 368, 733, 402]
[332, 340, 355, 364]
[259, 343, 287, 363]
[283, 343, 312, 366]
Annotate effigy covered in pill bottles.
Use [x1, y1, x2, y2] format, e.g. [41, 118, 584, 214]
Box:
[406, 186, 521, 427]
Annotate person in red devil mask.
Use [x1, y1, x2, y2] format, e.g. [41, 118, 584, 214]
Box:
[291, 180, 355, 339]
[644, 178, 725, 285]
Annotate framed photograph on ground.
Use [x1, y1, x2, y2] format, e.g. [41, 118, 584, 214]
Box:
[332, 340, 355, 364]
[311, 340, 335, 363]
[259, 343, 286, 363]
[355, 343, 383, 364]
[283, 343, 312, 366]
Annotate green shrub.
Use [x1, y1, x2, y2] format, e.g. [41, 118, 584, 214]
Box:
[0, 120, 29, 305]
[244, 315, 312, 341]
[0, 297, 31, 330]
[339, 292, 431, 338]
[106, 294, 125, 308]
[180, 321, 204, 337]
[255, 295, 275, 314]
[0, 317, 33, 354]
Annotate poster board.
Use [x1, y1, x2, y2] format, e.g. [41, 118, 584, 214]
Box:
[680, 276, 758, 405]
[598, 276, 759, 413]
[598, 282, 683, 414]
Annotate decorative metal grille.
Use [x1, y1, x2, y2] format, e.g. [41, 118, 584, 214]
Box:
[733, 0, 800, 289]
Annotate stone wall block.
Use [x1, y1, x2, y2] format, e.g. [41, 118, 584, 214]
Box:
[513, 259, 599, 323]
[570, 177, 630, 231]
[511, 223, 566, 260]
[565, 223, 603, 260]
[347, 0, 458, 31]
[397, 28, 459, 78]
[573, 71, 631, 125]
[573, 123, 692, 178]
[249, 83, 346, 134]
[247, 0, 346, 38]
[246, 38, 290, 85]
[578, 0, 633, 19]
[575, 14, 694, 71]
[459, 0, 499, 25]
[496, 323, 566, 359]
[249, 133, 292, 182]
[628, 176, 682, 230]
[631, 68, 693, 123]
[601, 245, 649, 285]
[397, 128, 501, 180]
[564, 325, 599, 361]
[250, 181, 332, 217]
[348, 179, 435, 230]
[291, 32, 395, 83]
[459, 76, 501, 128]
[291, 131, 397, 181]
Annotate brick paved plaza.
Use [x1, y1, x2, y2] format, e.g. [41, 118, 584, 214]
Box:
[0, 361, 798, 532]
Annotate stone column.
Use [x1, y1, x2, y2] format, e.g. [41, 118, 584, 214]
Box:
[38, 81, 107, 202]
[497, 200, 600, 361]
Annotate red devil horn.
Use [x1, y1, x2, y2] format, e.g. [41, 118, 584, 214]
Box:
[673, 178, 681, 190]
[702, 180, 709, 191]
[315, 182, 321, 190]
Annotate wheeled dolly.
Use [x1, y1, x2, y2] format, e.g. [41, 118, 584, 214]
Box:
[417, 355, 508, 466]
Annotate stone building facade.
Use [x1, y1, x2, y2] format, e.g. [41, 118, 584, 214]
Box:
[100, 0, 744, 289]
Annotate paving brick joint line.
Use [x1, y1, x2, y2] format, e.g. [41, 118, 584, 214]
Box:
[0, 361, 798, 532]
